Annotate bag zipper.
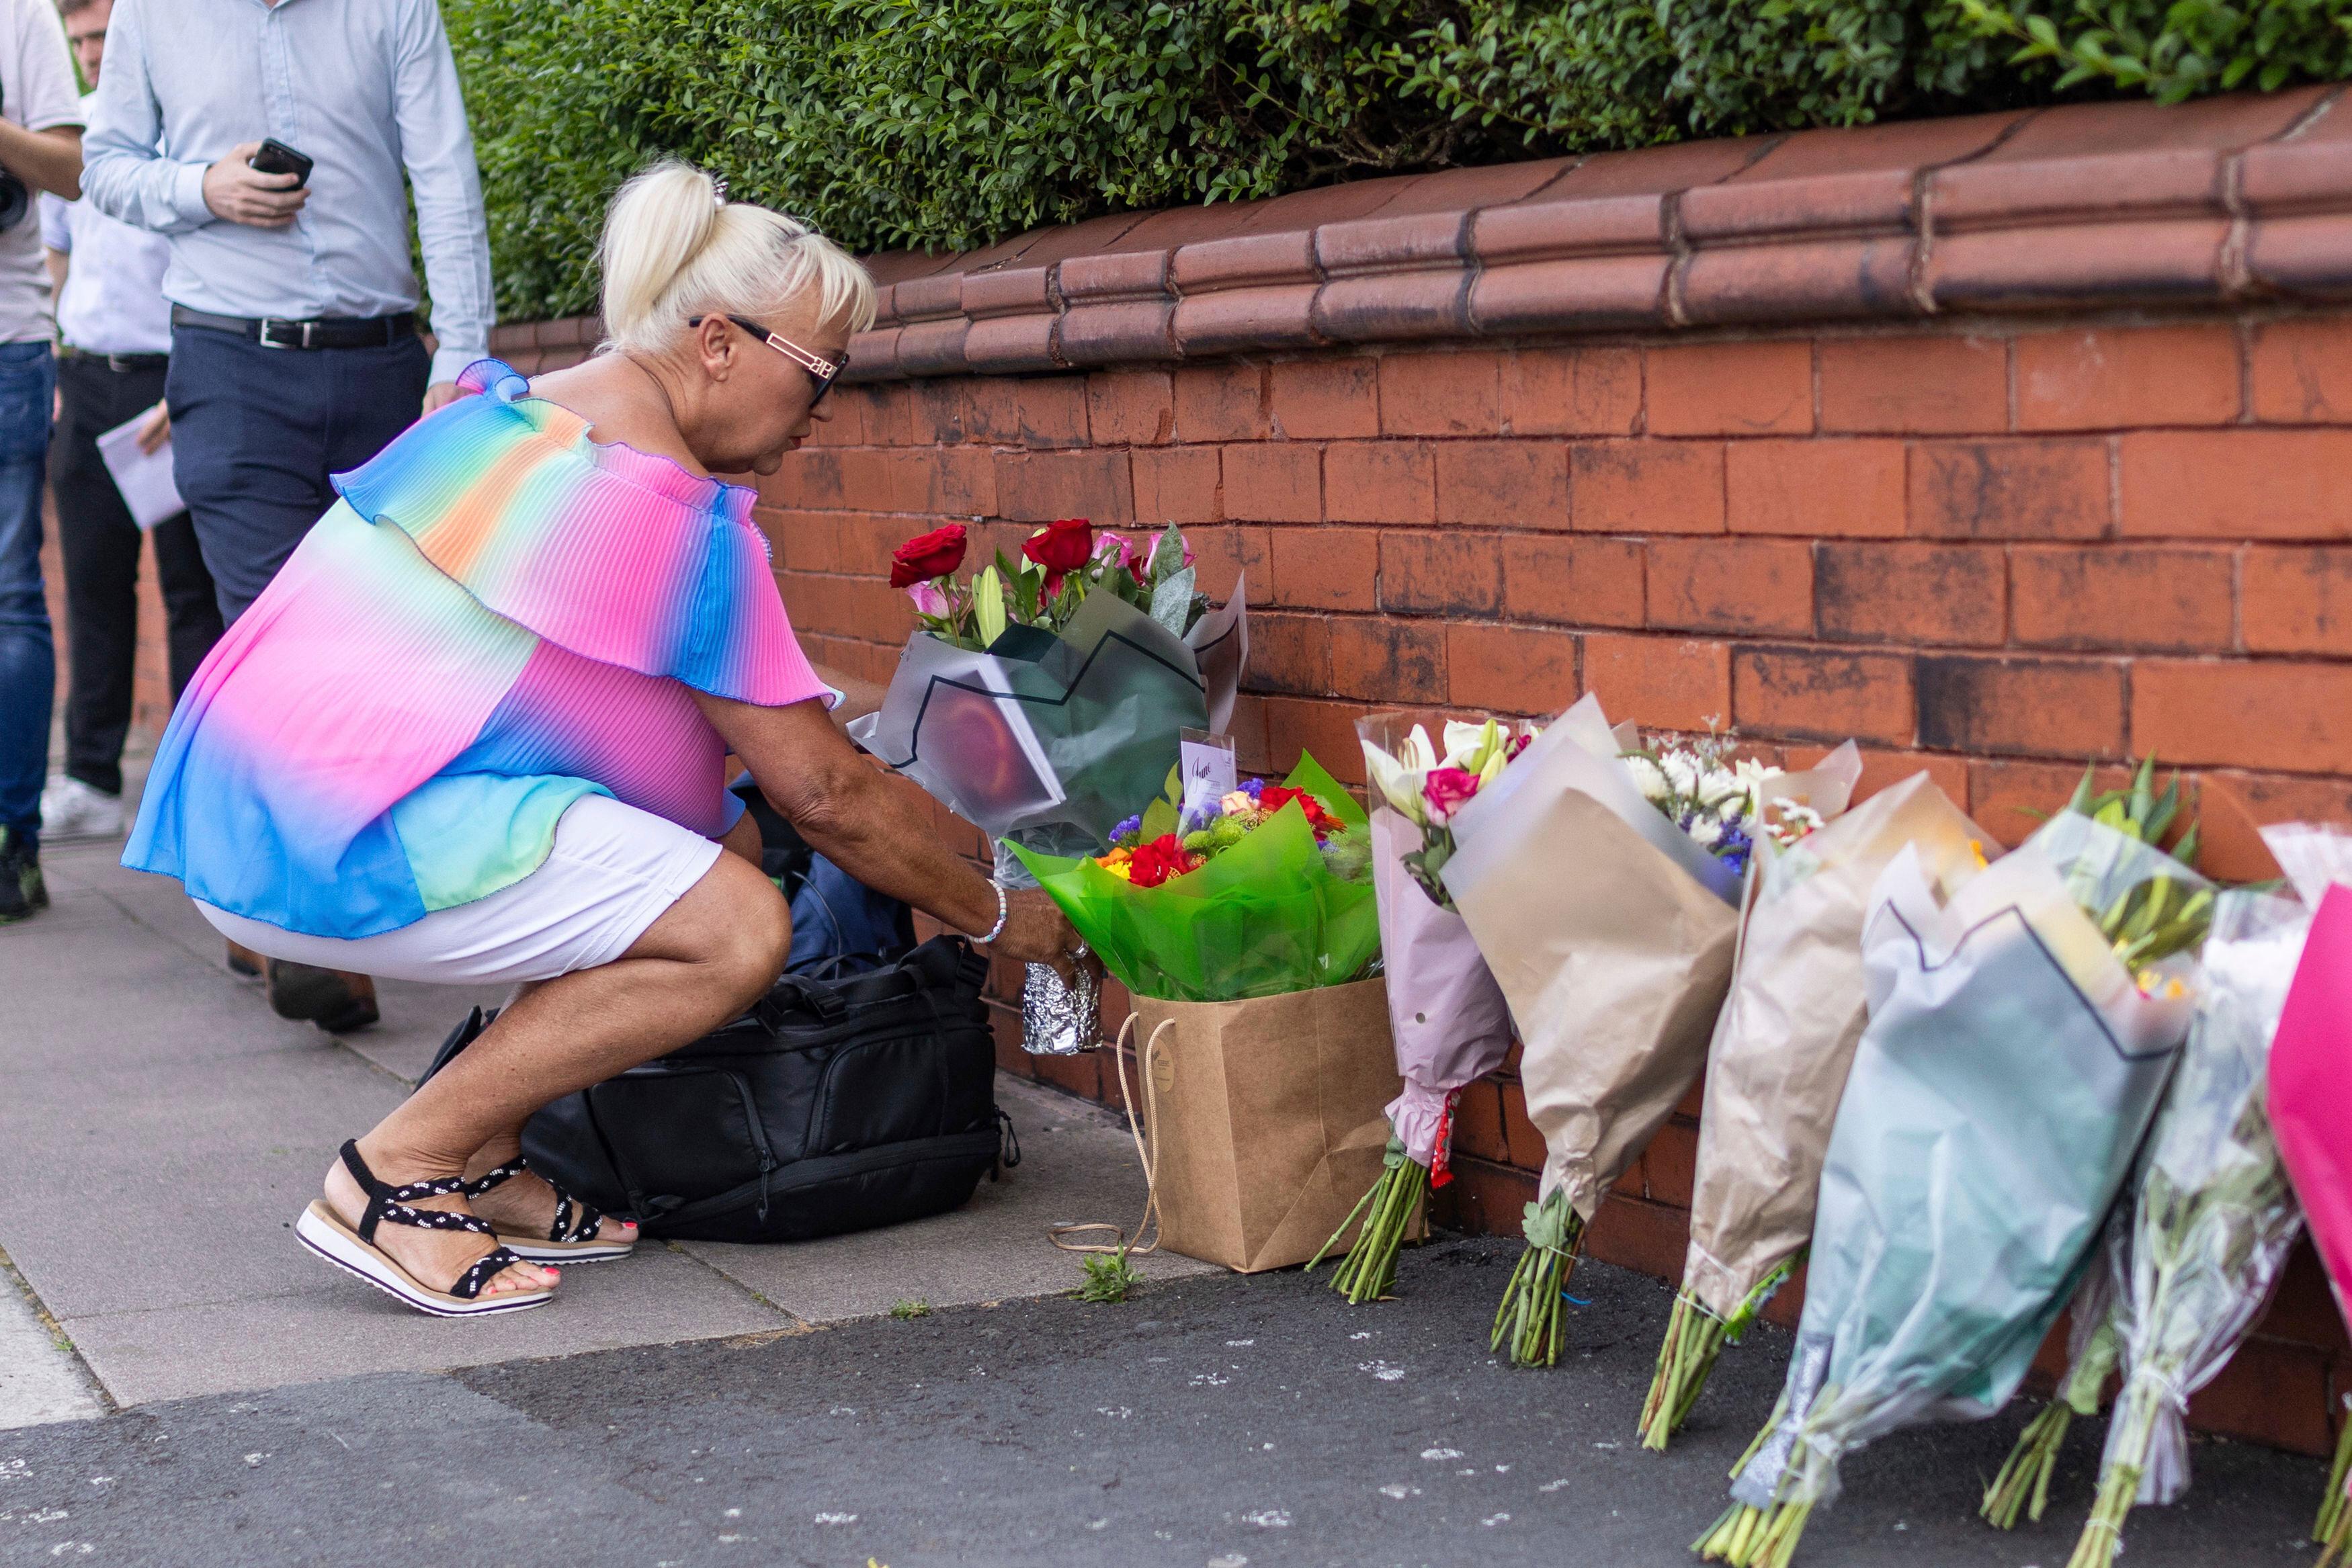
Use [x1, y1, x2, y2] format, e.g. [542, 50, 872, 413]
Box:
[720, 1070, 779, 1222]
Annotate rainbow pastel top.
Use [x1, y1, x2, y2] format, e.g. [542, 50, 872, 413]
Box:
[124, 359, 830, 939]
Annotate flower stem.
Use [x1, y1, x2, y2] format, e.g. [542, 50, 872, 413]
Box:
[1982, 1402, 2071, 1528]
[1318, 1156, 1427, 1304]
[2320, 1411, 2352, 1548]
[1640, 1289, 1728, 1450]
[1693, 1500, 1812, 1567]
[1488, 1196, 1583, 1368]
[2066, 1461, 2141, 1568]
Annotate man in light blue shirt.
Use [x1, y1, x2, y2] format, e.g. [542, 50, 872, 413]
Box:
[79, 0, 493, 1025]
[81, 0, 493, 626]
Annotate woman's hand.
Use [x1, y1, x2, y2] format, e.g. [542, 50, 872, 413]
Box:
[696, 691, 1097, 984]
[991, 886, 1084, 979]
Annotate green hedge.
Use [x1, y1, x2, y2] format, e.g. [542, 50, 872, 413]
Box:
[446, 0, 2352, 323]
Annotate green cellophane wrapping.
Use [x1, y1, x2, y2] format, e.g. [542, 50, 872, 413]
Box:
[1007, 754, 1380, 1003]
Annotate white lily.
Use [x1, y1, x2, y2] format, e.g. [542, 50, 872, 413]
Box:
[972, 564, 1007, 646]
[1361, 740, 1428, 824]
[1442, 718, 1501, 772]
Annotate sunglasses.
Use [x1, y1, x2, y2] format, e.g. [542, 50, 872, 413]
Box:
[691, 314, 843, 403]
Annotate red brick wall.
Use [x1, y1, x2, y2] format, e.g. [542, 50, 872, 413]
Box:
[703, 313, 2344, 1458]
[495, 91, 2352, 1457]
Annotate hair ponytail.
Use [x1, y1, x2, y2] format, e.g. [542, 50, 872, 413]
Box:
[597, 161, 875, 355]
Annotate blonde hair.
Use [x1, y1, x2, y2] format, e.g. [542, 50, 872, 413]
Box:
[598, 162, 876, 355]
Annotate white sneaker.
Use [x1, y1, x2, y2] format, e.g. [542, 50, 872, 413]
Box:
[38, 775, 124, 843]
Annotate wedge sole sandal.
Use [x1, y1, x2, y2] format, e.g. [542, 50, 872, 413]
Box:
[497, 1233, 635, 1265]
[296, 1203, 554, 1317]
[465, 1158, 636, 1266]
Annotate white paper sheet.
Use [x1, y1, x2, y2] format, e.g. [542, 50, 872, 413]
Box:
[95, 405, 183, 530]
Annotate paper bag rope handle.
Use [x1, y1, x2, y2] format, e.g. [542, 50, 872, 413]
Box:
[1048, 1014, 1171, 1257]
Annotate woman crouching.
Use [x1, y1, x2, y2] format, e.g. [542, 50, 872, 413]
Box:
[124, 163, 1079, 1315]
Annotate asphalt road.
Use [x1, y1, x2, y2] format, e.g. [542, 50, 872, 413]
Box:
[0, 1237, 2326, 1568]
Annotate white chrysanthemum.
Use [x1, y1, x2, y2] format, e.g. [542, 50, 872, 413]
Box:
[1662, 750, 1702, 798]
[1687, 812, 1724, 848]
[1624, 754, 1673, 803]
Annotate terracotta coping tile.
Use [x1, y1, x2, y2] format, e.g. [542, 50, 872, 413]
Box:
[1361, 158, 1576, 216]
[889, 272, 963, 322]
[1058, 250, 1171, 302]
[1314, 209, 1469, 275]
[1170, 230, 1320, 293]
[1470, 193, 1668, 261]
[1501, 136, 1772, 202]
[2242, 88, 2352, 212]
[958, 266, 1052, 320]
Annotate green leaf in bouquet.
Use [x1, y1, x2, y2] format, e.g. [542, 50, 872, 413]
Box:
[1148, 564, 1197, 637]
[1148, 522, 1187, 591]
[1139, 795, 1181, 842]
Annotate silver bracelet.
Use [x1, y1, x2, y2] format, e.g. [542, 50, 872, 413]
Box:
[974, 878, 1009, 945]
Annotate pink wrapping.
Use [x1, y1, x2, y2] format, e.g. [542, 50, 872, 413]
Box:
[1369, 809, 1516, 1170]
[2270, 883, 2352, 1322]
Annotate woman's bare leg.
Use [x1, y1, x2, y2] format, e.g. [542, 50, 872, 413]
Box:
[321, 849, 791, 1296]
[456, 812, 770, 1242]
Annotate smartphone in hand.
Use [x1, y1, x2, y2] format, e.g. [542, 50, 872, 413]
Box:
[247, 138, 314, 188]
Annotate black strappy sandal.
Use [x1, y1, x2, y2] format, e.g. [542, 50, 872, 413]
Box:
[294, 1142, 556, 1317]
[463, 1159, 636, 1265]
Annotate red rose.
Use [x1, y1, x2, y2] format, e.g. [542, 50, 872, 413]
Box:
[1126, 833, 1201, 889]
[1421, 767, 1482, 824]
[1261, 785, 1341, 838]
[889, 523, 968, 588]
[1022, 517, 1093, 580]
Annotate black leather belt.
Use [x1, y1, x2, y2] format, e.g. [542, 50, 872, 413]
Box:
[58, 347, 169, 372]
[170, 306, 417, 349]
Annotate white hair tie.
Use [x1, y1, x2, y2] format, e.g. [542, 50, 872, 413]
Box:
[710, 175, 730, 210]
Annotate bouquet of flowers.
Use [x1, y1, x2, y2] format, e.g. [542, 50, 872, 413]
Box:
[2259, 824, 2352, 1565]
[1641, 763, 1991, 1453]
[1308, 715, 1531, 1305]
[1441, 696, 1829, 1366]
[1975, 759, 2216, 1524]
[1007, 754, 1378, 1004]
[1698, 804, 2211, 1568]
[2052, 887, 2311, 1568]
[850, 517, 1247, 1050]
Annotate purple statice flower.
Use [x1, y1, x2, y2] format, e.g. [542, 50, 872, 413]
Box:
[1110, 814, 1143, 846]
[1240, 777, 1266, 799]
[1713, 818, 1755, 881]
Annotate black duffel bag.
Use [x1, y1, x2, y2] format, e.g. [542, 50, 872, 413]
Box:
[423, 934, 1017, 1244]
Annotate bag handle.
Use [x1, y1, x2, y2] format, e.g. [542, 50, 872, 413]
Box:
[1049, 1014, 1171, 1258]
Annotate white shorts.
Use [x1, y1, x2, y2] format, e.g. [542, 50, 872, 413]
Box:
[197, 794, 726, 986]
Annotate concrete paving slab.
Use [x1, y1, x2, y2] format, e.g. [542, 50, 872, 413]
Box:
[0, 1258, 101, 1431]
[680, 1076, 1221, 1323]
[54, 1246, 795, 1407]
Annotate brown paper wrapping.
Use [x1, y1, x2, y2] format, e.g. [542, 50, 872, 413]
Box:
[1681, 773, 1988, 1320]
[1447, 787, 1740, 1223]
[1130, 978, 1406, 1272]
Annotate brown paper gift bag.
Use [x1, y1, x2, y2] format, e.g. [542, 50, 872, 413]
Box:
[1127, 978, 1406, 1272]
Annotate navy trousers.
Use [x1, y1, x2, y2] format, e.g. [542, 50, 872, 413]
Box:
[0, 341, 56, 851]
[166, 324, 429, 623]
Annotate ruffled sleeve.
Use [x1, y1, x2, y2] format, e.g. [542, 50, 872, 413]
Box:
[330, 359, 829, 708]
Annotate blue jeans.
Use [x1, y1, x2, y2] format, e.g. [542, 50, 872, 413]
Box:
[0, 341, 57, 854]
[167, 326, 429, 623]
